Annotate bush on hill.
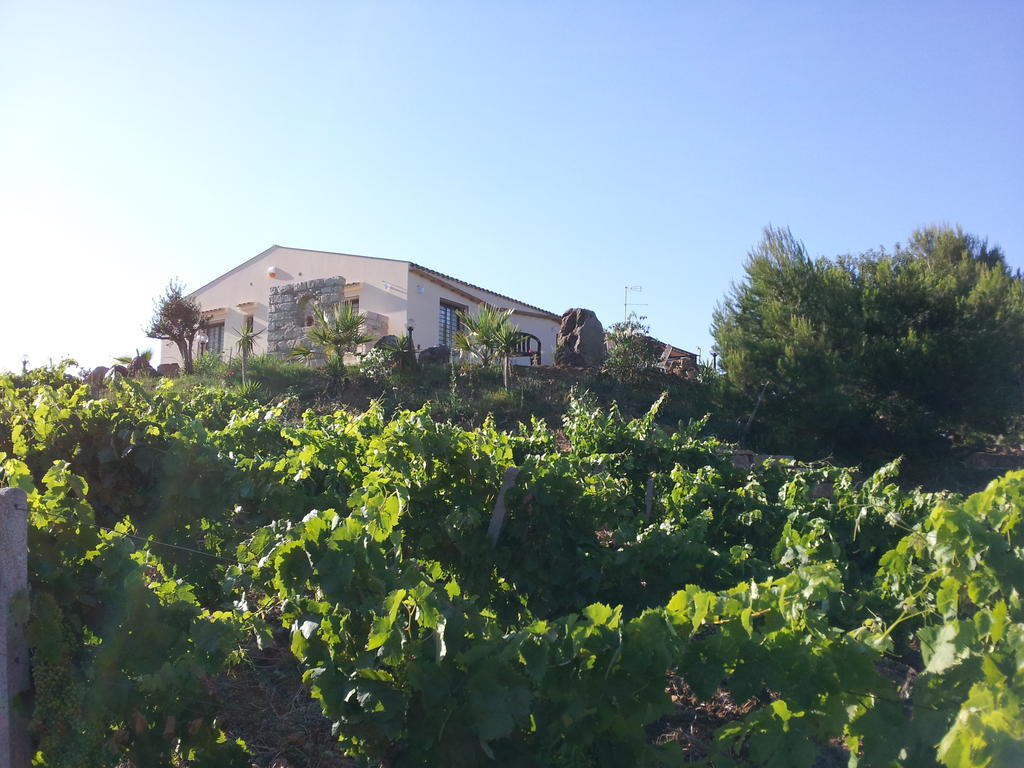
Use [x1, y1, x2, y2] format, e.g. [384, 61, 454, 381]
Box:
[713, 225, 1024, 465]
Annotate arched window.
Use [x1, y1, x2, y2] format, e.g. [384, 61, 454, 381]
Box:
[298, 295, 315, 327]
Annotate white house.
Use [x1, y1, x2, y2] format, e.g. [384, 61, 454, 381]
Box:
[159, 245, 562, 366]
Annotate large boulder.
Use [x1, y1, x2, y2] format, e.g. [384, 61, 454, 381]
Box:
[555, 308, 606, 367]
[88, 366, 109, 386]
[417, 345, 452, 365]
[373, 335, 400, 350]
[157, 363, 180, 378]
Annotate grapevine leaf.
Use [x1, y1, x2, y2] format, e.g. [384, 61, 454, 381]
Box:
[740, 607, 753, 637]
[919, 622, 968, 674]
[367, 588, 407, 651]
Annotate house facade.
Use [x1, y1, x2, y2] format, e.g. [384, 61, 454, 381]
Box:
[159, 245, 562, 366]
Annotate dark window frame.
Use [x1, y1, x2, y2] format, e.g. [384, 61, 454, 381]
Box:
[207, 322, 225, 355]
[438, 300, 465, 348]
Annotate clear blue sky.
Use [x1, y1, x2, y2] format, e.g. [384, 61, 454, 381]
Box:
[1, 1, 1021, 372]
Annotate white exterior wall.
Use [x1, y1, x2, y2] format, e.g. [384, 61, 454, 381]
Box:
[161, 247, 411, 365]
[404, 270, 560, 365]
[160, 246, 561, 367]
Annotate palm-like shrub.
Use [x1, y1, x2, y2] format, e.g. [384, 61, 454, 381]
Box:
[455, 304, 524, 387]
[112, 348, 152, 366]
[288, 302, 373, 387]
[374, 334, 417, 372]
[453, 304, 512, 365]
[113, 349, 155, 377]
[232, 325, 263, 385]
[492, 323, 525, 388]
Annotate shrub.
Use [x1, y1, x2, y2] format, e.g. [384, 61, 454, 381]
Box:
[245, 355, 315, 396]
[193, 351, 229, 377]
[359, 347, 398, 383]
[712, 225, 1024, 462]
[602, 314, 663, 385]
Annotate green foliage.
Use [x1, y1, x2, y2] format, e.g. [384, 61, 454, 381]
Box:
[231, 323, 263, 385]
[712, 225, 1024, 462]
[454, 304, 513, 366]
[288, 302, 373, 384]
[603, 313, 664, 385]
[285, 303, 374, 399]
[145, 279, 205, 375]
[233, 379, 267, 401]
[1, 367, 1020, 766]
[243, 353, 314, 396]
[1, 455, 252, 767]
[455, 304, 526, 387]
[359, 346, 400, 383]
[192, 350, 228, 377]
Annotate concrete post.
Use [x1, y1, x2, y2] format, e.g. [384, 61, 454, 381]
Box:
[0, 488, 30, 768]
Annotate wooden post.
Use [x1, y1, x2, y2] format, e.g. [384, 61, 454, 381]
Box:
[0, 487, 30, 768]
[487, 467, 521, 546]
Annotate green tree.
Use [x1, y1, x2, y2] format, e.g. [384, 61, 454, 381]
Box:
[712, 225, 1024, 462]
[145, 280, 205, 375]
[603, 313, 664, 385]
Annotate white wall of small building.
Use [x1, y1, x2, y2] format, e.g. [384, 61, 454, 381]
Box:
[160, 247, 412, 365]
[404, 270, 560, 365]
[160, 246, 561, 367]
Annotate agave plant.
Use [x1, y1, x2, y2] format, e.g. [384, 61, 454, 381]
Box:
[234, 379, 266, 401]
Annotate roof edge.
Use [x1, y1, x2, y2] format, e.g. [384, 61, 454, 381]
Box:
[409, 263, 560, 320]
[187, 245, 281, 298]
[187, 247, 559, 322]
[187, 245, 412, 298]
[274, 244, 409, 265]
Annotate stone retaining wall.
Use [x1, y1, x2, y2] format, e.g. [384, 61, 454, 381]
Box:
[267, 276, 345, 356]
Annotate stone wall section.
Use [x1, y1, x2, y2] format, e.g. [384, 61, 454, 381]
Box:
[267, 276, 345, 356]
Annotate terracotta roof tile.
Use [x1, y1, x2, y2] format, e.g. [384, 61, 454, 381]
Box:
[409, 262, 559, 319]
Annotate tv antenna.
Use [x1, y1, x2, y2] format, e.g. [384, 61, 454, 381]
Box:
[624, 285, 646, 321]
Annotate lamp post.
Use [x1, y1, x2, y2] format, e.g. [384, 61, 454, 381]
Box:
[406, 318, 416, 358]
